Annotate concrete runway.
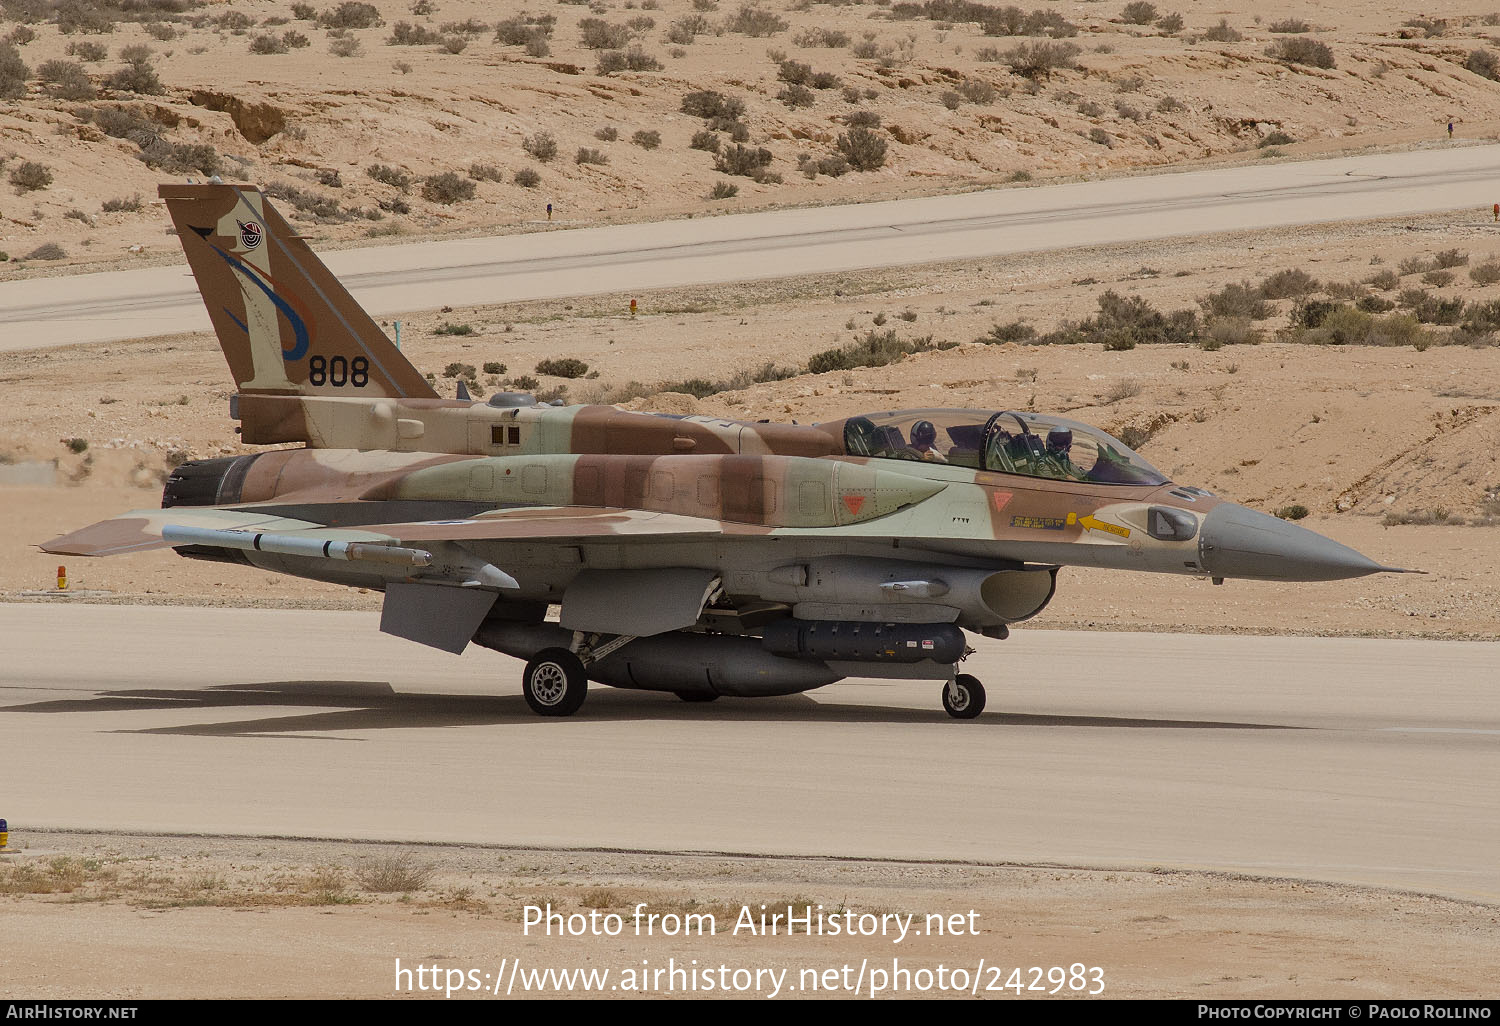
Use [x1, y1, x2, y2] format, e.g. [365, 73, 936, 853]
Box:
[4, 145, 1500, 351]
[1, 603, 1495, 902]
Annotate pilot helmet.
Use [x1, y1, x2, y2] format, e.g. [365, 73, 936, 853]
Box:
[1046, 427, 1073, 454]
[912, 420, 938, 447]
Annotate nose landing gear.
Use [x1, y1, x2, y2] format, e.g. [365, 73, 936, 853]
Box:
[942, 673, 986, 719]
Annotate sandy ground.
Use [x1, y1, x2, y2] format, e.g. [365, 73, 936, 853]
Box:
[5, 0, 1500, 275]
[1, 831, 1497, 999]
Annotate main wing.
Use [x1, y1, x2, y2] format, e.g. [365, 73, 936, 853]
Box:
[41, 503, 745, 559]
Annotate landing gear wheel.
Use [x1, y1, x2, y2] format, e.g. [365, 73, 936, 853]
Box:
[676, 692, 720, 703]
[523, 648, 588, 717]
[942, 674, 985, 719]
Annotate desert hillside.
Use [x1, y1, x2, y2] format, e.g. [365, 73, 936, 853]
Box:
[3, 0, 1500, 272]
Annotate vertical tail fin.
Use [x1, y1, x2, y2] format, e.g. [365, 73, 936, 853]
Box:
[159, 183, 437, 400]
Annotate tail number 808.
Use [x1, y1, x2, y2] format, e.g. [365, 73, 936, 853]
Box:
[308, 355, 369, 387]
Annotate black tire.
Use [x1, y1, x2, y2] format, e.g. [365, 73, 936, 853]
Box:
[522, 648, 589, 717]
[676, 692, 720, 703]
[942, 673, 985, 719]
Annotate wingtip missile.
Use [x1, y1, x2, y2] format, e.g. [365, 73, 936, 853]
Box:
[160, 524, 433, 567]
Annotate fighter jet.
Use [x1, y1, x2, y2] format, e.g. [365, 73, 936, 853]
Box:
[42, 184, 1411, 719]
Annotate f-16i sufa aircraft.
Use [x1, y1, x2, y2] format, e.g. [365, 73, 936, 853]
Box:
[44, 184, 1410, 719]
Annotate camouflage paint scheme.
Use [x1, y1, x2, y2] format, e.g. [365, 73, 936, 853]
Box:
[43, 185, 1408, 718]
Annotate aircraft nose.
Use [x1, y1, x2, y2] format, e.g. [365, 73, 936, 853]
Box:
[1199, 503, 1407, 581]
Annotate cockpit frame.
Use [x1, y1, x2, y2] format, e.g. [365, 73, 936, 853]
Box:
[838, 408, 1168, 487]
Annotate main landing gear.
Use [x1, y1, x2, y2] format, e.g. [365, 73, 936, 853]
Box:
[521, 632, 639, 717]
[522, 648, 589, 717]
[519, 636, 987, 720]
[942, 673, 986, 719]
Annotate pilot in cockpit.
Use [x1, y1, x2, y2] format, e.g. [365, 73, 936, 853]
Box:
[1040, 427, 1086, 480]
[909, 420, 948, 463]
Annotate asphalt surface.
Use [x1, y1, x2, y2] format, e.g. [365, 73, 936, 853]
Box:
[2, 603, 1495, 902]
[4, 145, 1500, 351]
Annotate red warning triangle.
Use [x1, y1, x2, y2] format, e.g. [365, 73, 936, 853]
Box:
[842, 494, 866, 516]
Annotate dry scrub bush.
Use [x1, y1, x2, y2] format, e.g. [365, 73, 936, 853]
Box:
[596, 46, 662, 73]
[38, 58, 95, 99]
[24, 242, 66, 260]
[836, 126, 887, 170]
[523, 131, 558, 162]
[9, 161, 52, 191]
[536, 358, 589, 378]
[1466, 49, 1500, 81]
[1266, 37, 1334, 68]
[367, 164, 411, 189]
[318, 3, 381, 30]
[807, 330, 953, 374]
[356, 854, 432, 893]
[1468, 261, 1500, 285]
[681, 90, 744, 120]
[1200, 282, 1272, 320]
[579, 18, 629, 48]
[779, 83, 814, 107]
[421, 172, 475, 204]
[726, 5, 787, 37]
[1003, 40, 1079, 78]
[66, 41, 108, 61]
[795, 27, 849, 47]
[667, 14, 709, 43]
[715, 143, 774, 178]
[138, 140, 218, 175]
[389, 22, 439, 45]
[1259, 268, 1318, 299]
[1201, 19, 1242, 42]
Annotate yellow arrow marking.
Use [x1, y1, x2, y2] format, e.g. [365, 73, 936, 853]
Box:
[1076, 514, 1130, 539]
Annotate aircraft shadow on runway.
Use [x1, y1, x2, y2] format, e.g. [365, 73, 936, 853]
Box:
[0, 680, 1301, 736]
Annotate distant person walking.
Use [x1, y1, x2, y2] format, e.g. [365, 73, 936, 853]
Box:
[1448, 120, 1455, 139]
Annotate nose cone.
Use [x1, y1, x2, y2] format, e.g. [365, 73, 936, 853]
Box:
[1199, 503, 1405, 582]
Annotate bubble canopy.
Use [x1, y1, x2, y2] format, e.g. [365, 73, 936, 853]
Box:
[838, 408, 1169, 486]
